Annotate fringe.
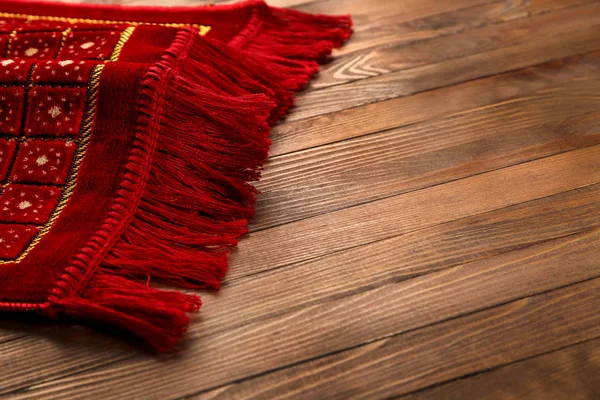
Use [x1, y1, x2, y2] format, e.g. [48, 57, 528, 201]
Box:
[231, 3, 353, 96]
[48, 32, 276, 351]
[47, 6, 352, 352]
[102, 33, 277, 291]
[52, 271, 202, 352]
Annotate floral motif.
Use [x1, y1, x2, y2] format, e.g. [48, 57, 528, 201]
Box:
[25, 87, 87, 136]
[11, 139, 76, 184]
[0, 184, 62, 224]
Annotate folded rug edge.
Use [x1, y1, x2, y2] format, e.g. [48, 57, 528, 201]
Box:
[40, 29, 277, 351]
[3, 4, 353, 352]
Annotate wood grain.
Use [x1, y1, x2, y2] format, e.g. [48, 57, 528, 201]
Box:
[402, 338, 600, 400]
[3, 146, 600, 397]
[297, 0, 490, 33]
[257, 79, 600, 229]
[309, 0, 593, 89]
[195, 278, 600, 400]
[213, 184, 600, 339]
[271, 52, 600, 156]
[3, 0, 600, 398]
[12, 231, 600, 399]
[233, 145, 600, 280]
[289, 1, 600, 122]
[316, 0, 593, 58]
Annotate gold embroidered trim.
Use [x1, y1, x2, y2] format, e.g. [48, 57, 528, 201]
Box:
[0, 64, 104, 264]
[5, 30, 17, 58]
[110, 26, 135, 62]
[0, 12, 211, 36]
[0, 8, 201, 262]
[57, 27, 72, 56]
[0, 20, 138, 263]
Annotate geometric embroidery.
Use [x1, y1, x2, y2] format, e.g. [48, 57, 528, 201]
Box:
[0, 16, 131, 261]
[0, 224, 38, 259]
[0, 10, 212, 266]
[25, 87, 87, 136]
[0, 59, 35, 83]
[9, 31, 63, 59]
[33, 60, 99, 84]
[0, 87, 25, 135]
[10, 139, 76, 184]
[61, 30, 121, 60]
[0, 184, 62, 223]
[0, 138, 17, 180]
[0, 12, 211, 263]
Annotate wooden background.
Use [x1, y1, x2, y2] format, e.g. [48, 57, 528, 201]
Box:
[2, 0, 600, 398]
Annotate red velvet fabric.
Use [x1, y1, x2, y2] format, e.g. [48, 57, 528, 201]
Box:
[0, 0, 352, 350]
[0, 24, 150, 302]
[0, 0, 258, 44]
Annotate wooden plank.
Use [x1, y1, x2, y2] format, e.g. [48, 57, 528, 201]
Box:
[0, 317, 55, 345]
[3, 171, 600, 396]
[139, 184, 600, 345]
[325, 0, 592, 56]
[295, 0, 495, 50]
[271, 52, 600, 156]
[310, 0, 591, 89]
[193, 278, 600, 400]
[119, 0, 412, 13]
[0, 328, 141, 396]
[288, 2, 600, 122]
[296, 0, 483, 22]
[10, 227, 600, 399]
[401, 338, 600, 400]
[234, 145, 600, 279]
[125, 0, 591, 93]
[120, 0, 316, 6]
[202, 184, 600, 340]
[85, 1, 597, 96]
[3, 173, 600, 396]
[257, 80, 600, 229]
[120, 0, 489, 45]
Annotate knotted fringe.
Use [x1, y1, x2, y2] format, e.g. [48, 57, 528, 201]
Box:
[48, 8, 352, 352]
[49, 32, 276, 352]
[101, 34, 276, 292]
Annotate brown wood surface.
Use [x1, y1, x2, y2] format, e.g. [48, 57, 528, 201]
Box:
[2, 0, 600, 399]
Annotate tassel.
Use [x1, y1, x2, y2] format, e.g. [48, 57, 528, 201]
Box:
[49, 270, 202, 352]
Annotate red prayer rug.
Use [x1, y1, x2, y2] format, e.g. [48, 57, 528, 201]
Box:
[0, 0, 351, 350]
